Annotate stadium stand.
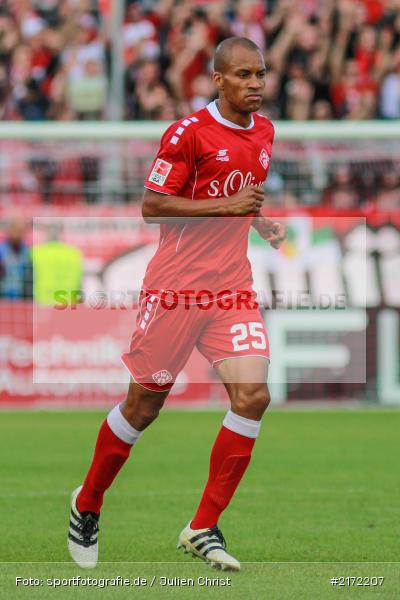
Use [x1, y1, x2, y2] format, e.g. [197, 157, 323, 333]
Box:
[0, 0, 399, 123]
[0, 0, 400, 207]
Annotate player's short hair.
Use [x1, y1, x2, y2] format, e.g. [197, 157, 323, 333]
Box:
[213, 37, 262, 73]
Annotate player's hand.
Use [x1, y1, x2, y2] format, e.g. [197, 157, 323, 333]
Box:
[253, 217, 287, 249]
[227, 185, 265, 215]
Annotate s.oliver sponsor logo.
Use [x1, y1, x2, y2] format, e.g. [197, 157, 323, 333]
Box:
[207, 170, 264, 197]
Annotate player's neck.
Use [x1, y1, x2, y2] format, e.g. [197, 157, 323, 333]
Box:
[216, 99, 252, 128]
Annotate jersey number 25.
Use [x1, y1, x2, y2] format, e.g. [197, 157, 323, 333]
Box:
[230, 322, 266, 352]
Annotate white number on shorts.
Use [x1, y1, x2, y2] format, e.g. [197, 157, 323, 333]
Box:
[231, 322, 266, 352]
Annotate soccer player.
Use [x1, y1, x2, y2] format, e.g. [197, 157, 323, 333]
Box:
[67, 37, 286, 571]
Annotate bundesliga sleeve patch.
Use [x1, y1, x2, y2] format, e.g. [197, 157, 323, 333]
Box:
[148, 159, 173, 187]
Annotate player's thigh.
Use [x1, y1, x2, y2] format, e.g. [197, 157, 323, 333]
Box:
[197, 301, 270, 419]
[217, 355, 269, 385]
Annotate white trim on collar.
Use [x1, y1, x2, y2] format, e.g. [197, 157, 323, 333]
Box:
[206, 100, 254, 130]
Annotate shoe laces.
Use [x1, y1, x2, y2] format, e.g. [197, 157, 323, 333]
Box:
[208, 525, 226, 549]
[79, 512, 99, 543]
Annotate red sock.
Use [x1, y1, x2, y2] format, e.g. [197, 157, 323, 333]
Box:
[191, 425, 256, 529]
[76, 419, 132, 514]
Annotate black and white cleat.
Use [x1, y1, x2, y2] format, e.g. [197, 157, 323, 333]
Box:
[177, 522, 240, 571]
[67, 486, 99, 568]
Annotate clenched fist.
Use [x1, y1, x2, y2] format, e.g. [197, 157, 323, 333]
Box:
[225, 185, 265, 215]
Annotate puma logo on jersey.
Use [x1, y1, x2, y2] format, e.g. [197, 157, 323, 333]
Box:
[216, 149, 229, 162]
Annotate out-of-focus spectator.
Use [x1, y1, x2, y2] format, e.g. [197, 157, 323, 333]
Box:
[164, 6, 218, 103]
[259, 70, 283, 119]
[376, 169, 400, 209]
[231, 0, 265, 52]
[0, 63, 11, 119]
[123, 0, 159, 65]
[330, 59, 378, 119]
[322, 165, 362, 209]
[28, 155, 84, 205]
[190, 73, 216, 112]
[31, 223, 83, 305]
[0, 218, 32, 300]
[284, 61, 314, 120]
[312, 99, 333, 120]
[380, 49, 400, 119]
[60, 11, 107, 120]
[67, 58, 107, 119]
[126, 58, 172, 119]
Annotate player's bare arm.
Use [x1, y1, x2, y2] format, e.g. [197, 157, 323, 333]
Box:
[142, 185, 265, 223]
[252, 216, 287, 249]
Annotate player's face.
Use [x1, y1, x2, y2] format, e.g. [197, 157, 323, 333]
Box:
[214, 48, 266, 114]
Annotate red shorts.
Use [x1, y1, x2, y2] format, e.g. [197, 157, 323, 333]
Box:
[121, 291, 270, 391]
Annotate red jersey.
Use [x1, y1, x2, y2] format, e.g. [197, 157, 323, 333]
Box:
[143, 100, 274, 301]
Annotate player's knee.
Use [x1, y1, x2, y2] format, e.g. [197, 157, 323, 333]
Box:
[122, 384, 166, 430]
[122, 399, 161, 430]
[135, 405, 161, 429]
[232, 384, 270, 419]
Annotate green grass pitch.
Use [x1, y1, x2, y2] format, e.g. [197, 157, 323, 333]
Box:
[0, 409, 399, 599]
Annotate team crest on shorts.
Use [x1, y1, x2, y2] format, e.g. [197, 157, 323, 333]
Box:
[148, 159, 172, 186]
[152, 369, 173, 386]
[259, 148, 270, 170]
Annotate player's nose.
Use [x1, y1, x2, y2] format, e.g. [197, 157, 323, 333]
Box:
[248, 75, 263, 90]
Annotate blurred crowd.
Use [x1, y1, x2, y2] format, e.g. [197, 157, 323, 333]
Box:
[1, 0, 400, 121]
[1, 0, 400, 210]
[321, 162, 400, 209]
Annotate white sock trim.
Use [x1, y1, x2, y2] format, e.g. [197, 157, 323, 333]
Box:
[107, 404, 142, 445]
[223, 410, 261, 439]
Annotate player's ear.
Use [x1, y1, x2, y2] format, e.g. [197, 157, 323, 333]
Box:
[213, 71, 224, 91]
